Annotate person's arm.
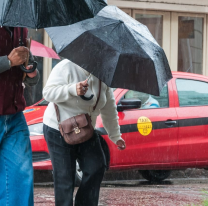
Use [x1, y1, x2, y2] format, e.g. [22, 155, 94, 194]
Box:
[43, 60, 78, 103]
[24, 69, 40, 87]
[100, 87, 124, 144]
[0, 56, 11, 73]
[1, 46, 29, 74]
[0, 47, 39, 86]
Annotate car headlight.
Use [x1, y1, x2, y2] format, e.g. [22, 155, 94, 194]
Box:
[28, 123, 43, 136]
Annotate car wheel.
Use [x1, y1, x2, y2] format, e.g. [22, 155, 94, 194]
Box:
[140, 170, 171, 182]
[75, 161, 82, 187]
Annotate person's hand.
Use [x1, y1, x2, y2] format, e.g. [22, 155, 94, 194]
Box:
[26, 65, 37, 78]
[8, 46, 29, 67]
[76, 79, 89, 96]
[116, 139, 126, 150]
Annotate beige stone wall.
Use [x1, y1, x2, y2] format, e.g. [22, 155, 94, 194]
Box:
[108, 0, 208, 13]
[132, 0, 208, 6]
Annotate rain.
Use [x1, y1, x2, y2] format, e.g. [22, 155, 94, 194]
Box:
[1, 0, 208, 206]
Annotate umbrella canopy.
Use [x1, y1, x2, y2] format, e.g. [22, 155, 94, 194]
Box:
[0, 0, 107, 29]
[0, 0, 106, 73]
[31, 40, 60, 59]
[46, 5, 172, 96]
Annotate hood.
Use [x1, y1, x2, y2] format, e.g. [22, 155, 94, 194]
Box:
[23, 105, 47, 125]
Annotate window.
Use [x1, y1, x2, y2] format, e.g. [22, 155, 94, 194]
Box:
[36, 99, 49, 106]
[124, 84, 168, 109]
[178, 17, 204, 74]
[176, 79, 208, 106]
[134, 13, 163, 47]
[171, 13, 206, 74]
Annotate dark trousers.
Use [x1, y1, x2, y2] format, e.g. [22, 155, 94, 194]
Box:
[43, 124, 106, 206]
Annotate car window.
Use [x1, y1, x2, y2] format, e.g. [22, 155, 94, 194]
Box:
[36, 99, 49, 106]
[124, 84, 169, 109]
[176, 79, 208, 107]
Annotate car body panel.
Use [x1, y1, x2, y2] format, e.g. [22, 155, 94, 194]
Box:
[33, 160, 52, 170]
[96, 81, 178, 168]
[171, 74, 208, 164]
[25, 72, 208, 171]
[24, 106, 46, 124]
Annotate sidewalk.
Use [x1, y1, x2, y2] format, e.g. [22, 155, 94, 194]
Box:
[34, 179, 208, 206]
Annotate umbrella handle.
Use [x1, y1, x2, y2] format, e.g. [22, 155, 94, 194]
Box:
[20, 61, 38, 73]
[80, 94, 94, 101]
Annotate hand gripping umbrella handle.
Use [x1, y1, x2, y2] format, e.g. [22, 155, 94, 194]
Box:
[80, 74, 94, 101]
[80, 79, 101, 102]
[20, 61, 38, 73]
[19, 28, 38, 73]
[80, 94, 94, 101]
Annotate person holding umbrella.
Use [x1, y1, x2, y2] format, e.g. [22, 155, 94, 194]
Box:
[46, 5, 172, 96]
[0, 1, 107, 206]
[0, 27, 39, 206]
[43, 59, 126, 206]
[0, 0, 107, 72]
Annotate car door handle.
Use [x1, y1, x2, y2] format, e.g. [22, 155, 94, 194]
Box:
[165, 120, 177, 127]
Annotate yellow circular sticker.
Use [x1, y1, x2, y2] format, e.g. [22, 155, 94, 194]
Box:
[137, 116, 152, 136]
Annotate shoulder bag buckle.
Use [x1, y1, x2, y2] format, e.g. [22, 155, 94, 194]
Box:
[74, 127, 81, 134]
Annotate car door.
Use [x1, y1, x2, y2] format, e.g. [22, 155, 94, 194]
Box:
[174, 77, 208, 163]
[112, 81, 179, 166]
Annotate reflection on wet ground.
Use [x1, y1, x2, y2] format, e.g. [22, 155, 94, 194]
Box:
[34, 179, 208, 206]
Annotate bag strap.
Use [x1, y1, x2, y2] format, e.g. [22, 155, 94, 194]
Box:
[54, 103, 60, 123]
[54, 79, 102, 123]
[93, 80, 101, 112]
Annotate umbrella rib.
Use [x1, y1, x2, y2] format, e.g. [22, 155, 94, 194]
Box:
[60, 30, 122, 76]
[131, 25, 162, 50]
[86, 31, 122, 55]
[86, 20, 127, 54]
[87, 17, 121, 33]
[124, 25, 154, 63]
[57, 20, 121, 53]
[109, 21, 122, 36]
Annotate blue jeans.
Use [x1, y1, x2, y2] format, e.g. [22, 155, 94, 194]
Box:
[0, 112, 33, 206]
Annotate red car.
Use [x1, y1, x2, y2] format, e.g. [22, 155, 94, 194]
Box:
[24, 72, 208, 183]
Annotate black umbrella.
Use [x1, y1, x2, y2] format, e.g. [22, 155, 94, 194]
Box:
[46, 5, 172, 97]
[0, 0, 107, 72]
[0, 0, 106, 29]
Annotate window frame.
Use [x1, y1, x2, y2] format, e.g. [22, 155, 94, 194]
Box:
[120, 8, 132, 16]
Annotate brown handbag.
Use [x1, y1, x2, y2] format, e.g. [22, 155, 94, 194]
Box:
[54, 80, 101, 145]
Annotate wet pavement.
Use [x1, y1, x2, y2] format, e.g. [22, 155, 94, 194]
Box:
[34, 178, 208, 206]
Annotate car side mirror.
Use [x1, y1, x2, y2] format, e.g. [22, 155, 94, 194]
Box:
[117, 99, 141, 111]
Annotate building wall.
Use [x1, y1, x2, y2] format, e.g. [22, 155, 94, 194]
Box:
[108, 0, 208, 13]
[130, 0, 208, 6]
